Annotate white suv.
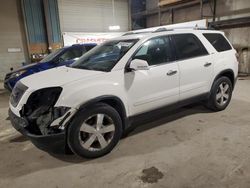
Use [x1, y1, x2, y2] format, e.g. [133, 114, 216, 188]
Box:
[9, 29, 238, 158]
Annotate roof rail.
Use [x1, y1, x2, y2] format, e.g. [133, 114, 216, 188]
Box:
[152, 28, 173, 32]
[122, 31, 151, 36]
[71, 43, 97, 46]
[122, 24, 215, 36]
[158, 26, 210, 30]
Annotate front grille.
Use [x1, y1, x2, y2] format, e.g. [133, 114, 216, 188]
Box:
[10, 82, 28, 107]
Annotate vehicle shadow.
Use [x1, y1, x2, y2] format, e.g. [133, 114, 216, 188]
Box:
[1, 102, 214, 178]
[126, 102, 212, 137]
[9, 135, 28, 142]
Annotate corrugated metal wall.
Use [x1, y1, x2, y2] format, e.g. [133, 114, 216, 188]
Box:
[58, 0, 129, 32]
[22, 0, 48, 55]
[131, 0, 146, 29]
[43, 0, 62, 50]
[21, 0, 62, 60]
[46, 0, 61, 43]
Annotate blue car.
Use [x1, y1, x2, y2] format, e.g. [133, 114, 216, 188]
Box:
[4, 43, 96, 91]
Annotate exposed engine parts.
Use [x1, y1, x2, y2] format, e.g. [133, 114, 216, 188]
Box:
[20, 87, 69, 135]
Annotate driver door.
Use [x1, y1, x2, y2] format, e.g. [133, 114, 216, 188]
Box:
[125, 36, 180, 116]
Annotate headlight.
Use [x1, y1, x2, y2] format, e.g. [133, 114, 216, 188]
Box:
[10, 70, 26, 79]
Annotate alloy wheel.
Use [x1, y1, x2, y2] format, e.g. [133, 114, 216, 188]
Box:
[216, 82, 230, 106]
[79, 114, 115, 151]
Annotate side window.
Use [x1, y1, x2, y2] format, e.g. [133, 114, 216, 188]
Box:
[59, 48, 82, 62]
[172, 34, 208, 60]
[203, 33, 232, 52]
[81, 46, 87, 54]
[85, 45, 95, 51]
[133, 36, 174, 66]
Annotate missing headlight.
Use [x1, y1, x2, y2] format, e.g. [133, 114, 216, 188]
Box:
[21, 87, 65, 135]
[23, 87, 62, 116]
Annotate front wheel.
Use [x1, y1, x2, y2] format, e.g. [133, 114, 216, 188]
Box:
[205, 76, 233, 111]
[67, 103, 122, 158]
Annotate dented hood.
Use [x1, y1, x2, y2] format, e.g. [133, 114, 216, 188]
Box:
[20, 66, 104, 90]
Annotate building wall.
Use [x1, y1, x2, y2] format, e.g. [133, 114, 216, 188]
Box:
[216, 0, 250, 20]
[146, 0, 157, 10]
[0, 0, 27, 80]
[145, 0, 250, 26]
[224, 27, 250, 74]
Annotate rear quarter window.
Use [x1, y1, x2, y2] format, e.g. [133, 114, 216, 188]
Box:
[203, 33, 232, 52]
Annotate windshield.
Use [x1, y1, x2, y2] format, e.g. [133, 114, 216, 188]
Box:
[40, 48, 64, 63]
[71, 39, 138, 72]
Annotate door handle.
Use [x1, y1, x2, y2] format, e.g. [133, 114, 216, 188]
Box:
[204, 62, 212, 67]
[167, 70, 177, 76]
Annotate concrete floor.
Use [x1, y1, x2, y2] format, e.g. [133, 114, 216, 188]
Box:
[0, 78, 250, 188]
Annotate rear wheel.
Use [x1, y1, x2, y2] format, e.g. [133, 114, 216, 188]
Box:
[206, 76, 233, 111]
[67, 103, 122, 158]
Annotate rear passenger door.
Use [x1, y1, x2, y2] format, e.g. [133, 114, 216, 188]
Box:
[171, 34, 213, 100]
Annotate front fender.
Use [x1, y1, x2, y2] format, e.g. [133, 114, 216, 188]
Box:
[55, 71, 128, 115]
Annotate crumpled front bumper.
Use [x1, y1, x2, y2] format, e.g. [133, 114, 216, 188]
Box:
[4, 80, 13, 92]
[4, 73, 15, 92]
[9, 109, 67, 154]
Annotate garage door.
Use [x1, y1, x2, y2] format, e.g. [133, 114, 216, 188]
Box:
[58, 0, 129, 32]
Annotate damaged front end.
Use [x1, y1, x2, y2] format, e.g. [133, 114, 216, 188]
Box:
[20, 87, 73, 134]
[10, 87, 76, 153]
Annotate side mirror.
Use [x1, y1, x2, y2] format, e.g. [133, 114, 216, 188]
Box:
[129, 59, 149, 71]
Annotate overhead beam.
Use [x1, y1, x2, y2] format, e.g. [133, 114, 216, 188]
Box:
[132, 0, 200, 19]
[158, 0, 190, 7]
[210, 16, 250, 29]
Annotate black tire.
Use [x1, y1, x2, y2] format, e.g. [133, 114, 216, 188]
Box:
[67, 103, 122, 158]
[205, 76, 233, 111]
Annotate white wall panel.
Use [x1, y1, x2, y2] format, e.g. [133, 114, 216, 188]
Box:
[58, 0, 129, 32]
[0, 0, 27, 80]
